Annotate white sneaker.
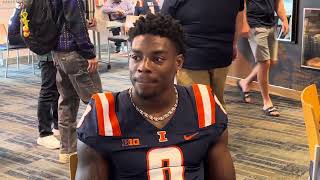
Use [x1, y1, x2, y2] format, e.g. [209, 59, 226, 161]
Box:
[59, 153, 70, 164]
[52, 128, 60, 136]
[37, 135, 60, 149]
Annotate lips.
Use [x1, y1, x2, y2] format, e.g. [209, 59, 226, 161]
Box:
[133, 77, 157, 84]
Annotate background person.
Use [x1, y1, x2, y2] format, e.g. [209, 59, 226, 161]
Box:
[237, 0, 288, 117]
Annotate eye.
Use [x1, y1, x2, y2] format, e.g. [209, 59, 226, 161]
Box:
[129, 54, 142, 61]
[153, 56, 165, 63]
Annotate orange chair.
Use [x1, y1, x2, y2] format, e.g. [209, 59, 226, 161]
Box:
[301, 84, 320, 180]
[69, 152, 78, 180]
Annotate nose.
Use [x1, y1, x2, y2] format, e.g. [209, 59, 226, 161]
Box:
[137, 58, 152, 73]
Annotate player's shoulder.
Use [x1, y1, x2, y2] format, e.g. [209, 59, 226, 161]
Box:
[77, 90, 130, 139]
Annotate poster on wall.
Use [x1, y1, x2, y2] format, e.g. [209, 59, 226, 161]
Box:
[276, 0, 298, 43]
[301, 8, 320, 70]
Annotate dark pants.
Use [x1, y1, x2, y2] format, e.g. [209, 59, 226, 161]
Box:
[37, 57, 59, 137]
[53, 51, 102, 154]
[111, 27, 121, 49]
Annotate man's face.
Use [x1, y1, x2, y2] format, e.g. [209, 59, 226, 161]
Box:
[129, 34, 183, 99]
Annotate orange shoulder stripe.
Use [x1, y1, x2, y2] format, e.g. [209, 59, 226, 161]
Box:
[92, 94, 106, 136]
[105, 92, 122, 136]
[192, 84, 216, 128]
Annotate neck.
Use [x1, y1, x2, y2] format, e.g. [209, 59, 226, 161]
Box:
[131, 86, 177, 115]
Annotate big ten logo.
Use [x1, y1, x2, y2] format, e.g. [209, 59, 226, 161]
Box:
[122, 138, 140, 147]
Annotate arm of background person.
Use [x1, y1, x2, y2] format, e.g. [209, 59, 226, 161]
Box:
[62, 0, 97, 68]
[124, 0, 135, 16]
[233, 0, 244, 60]
[234, 10, 244, 44]
[275, 0, 289, 35]
[207, 129, 236, 180]
[103, 1, 117, 14]
[76, 140, 109, 180]
[241, 0, 251, 37]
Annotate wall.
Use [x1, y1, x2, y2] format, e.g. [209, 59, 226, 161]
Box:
[229, 0, 320, 91]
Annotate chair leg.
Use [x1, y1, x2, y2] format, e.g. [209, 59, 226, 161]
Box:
[5, 50, 9, 78]
[97, 32, 101, 61]
[0, 51, 3, 67]
[32, 52, 35, 74]
[127, 42, 130, 62]
[107, 40, 111, 69]
[16, 49, 19, 69]
[28, 49, 31, 64]
[312, 145, 320, 180]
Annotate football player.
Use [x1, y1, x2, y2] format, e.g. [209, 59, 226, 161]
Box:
[76, 13, 235, 180]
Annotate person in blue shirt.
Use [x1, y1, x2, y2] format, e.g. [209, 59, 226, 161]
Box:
[134, 0, 160, 16]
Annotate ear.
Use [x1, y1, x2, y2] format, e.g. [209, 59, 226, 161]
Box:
[175, 54, 184, 72]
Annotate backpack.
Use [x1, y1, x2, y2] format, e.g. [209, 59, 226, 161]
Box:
[20, 0, 60, 55]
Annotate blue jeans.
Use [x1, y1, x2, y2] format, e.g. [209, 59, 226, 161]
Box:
[53, 51, 102, 154]
[37, 55, 59, 137]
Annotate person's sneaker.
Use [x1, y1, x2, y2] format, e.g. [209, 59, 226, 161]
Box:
[52, 128, 60, 136]
[59, 153, 70, 164]
[37, 135, 60, 149]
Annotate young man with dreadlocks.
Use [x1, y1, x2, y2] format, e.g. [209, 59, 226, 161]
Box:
[76, 13, 235, 180]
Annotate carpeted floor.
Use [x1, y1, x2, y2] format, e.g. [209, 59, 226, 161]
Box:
[0, 52, 309, 180]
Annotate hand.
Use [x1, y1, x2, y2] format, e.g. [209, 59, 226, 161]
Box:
[241, 22, 251, 38]
[117, 10, 124, 16]
[232, 44, 238, 61]
[16, 1, 23, 8]
[87, 58, 98, 73]
[87, 18, 97, 28]
[282, 21, 289, 35]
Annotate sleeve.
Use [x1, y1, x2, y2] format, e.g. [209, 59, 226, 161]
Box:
[239, 0, 244, 11]
[124, 1, 135, 16]
[187, 84, 228, 140]
[103, 2, 116, 14]
[212, 95, 228, 137]
[62, 0, 96, 59]
[77, 98, 99, 143]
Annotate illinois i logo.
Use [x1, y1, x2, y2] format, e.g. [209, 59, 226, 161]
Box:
[157, 131, 168, 142]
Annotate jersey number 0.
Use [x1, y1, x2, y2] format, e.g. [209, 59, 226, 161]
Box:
[147, 146, 185, 180]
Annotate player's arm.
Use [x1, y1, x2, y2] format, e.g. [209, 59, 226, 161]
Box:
[76, 140, 109, 180]
[207, 129, 236, 180]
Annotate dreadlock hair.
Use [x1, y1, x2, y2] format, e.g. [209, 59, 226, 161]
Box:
[128, 13, 185, 55]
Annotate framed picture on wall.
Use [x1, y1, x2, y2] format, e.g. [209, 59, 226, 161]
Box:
[276, 0, 299, 43]
[301, 8, 320, 70]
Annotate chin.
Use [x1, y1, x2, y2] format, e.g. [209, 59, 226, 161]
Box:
[134, 85, 158, 100]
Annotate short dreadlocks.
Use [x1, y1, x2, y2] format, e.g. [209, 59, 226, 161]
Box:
[128, 13, 185, 55]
